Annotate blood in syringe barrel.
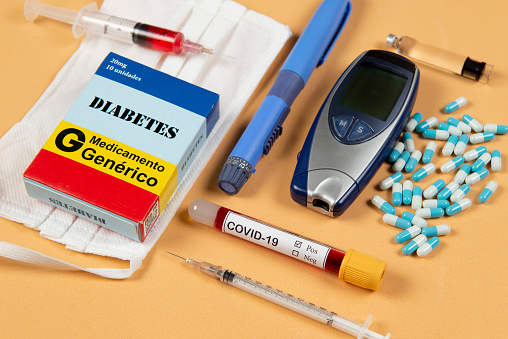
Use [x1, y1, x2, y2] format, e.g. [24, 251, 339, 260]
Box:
[213, 206, 346, 274]
[132, 23, 184, 55]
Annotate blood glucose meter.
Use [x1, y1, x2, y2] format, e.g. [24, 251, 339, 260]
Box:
[290, 50, 419, 216]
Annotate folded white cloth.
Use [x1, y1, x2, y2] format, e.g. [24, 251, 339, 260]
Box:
[0, 0, 291, 278]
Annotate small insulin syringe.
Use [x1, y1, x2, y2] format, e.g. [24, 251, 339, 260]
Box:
[24, 0, 213, 55]
[168, 252, 390, 339]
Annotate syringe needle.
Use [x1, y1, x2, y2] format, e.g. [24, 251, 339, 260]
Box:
[201, 47, 214, 55]
[166, 252, 186, 261]
[168, 253, 390, 338]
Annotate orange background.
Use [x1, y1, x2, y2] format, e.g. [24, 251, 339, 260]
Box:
[1, 0, 507, 338]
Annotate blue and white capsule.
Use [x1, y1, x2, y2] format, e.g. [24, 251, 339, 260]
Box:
[417, 237, 440, 257]
[380, 172, 403, 190]
[446, 198, 472, 216]
[470, 131, 495, 144]
[423, 199, 450, 209]
[402, 211, 427, 227]
[416, 117, 438, 133]
[447, 117, 471, 134]
[444, 97, 467, 113]
[412, 186, 423, 210]
[392, 150, 411, 172]
[454, 164, 471, 184]
[371, 195, 396, 214]
[422, 129, 449, 140]
[406, 112, 423, 132]
[478, 181, 498, 203]
[388, 142, 405, 163]
[472, 152, 491, 172]
[440, 156, 465, 173]
[412, 163, 436, 182]
[491, 150, 501, 171]
[395, 226, 421, 243]
[437, 181, 459, 200]
[438, 122, 462, 136]
[403, 234, 428, 255]
[422, 141, 437, 163]
[453, 134, 469, 155]
[392, 182, 403, 206]
[416, 207, 445, 219]
[383, 214, 412, 229]
[450, 184, 471, 203]
[421, 224, 451, 237]
[405, 150, 422, 172]
[483, 123, 508, 135]
[403, 132, 415, 153]
[423, 179, 446, 199]
[462, 114, 483, 133]
[442, 135, 459, 156]
[402, 180, 413, 205]
[465, 168, 489, 185]
[464, 146, 488, 161]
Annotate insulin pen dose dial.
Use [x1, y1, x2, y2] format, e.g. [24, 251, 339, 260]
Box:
[328, 61, 409, 144]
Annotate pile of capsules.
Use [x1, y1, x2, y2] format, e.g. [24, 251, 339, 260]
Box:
[371, 97, 505, 257]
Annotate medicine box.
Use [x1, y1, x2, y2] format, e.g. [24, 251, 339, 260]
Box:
[24, 52, 219, 242]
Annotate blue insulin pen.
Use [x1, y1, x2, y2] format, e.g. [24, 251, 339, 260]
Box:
[291, 50, 419, 216]
[218, 0, 352, 194]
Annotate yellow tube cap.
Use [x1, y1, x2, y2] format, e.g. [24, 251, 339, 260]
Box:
[338, 249, 387, 291]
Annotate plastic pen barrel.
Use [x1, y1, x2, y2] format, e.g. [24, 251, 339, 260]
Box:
[188, 199, 386, 290]
[217, 0, 352, 194]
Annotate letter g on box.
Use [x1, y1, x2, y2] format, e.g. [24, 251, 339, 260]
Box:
[55, 128, 85, 152]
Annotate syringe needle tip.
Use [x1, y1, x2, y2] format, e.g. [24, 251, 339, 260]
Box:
[202, 47, 214, 55]
[166, 252, 186, 260]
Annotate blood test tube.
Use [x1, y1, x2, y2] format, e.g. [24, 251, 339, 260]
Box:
[188, 199, 387, 290]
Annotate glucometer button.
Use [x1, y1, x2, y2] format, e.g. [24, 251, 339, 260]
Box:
[348, 120, 374, 141]
[331, 116, 354, 139]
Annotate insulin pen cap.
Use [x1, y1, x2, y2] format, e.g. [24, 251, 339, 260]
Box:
[339, 249, 386, 291]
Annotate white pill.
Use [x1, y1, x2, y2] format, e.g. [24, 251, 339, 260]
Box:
[423, 179, 445, 199]
[470, 132, 495, 144]
[442, 135, 459, 156]
[440, 156, 465, 173]
[403, 132, 415, 153]
[462, 114, 483, 133]
[393, 151, 410, 172]
[464, 146, 487, 162]
[416, 237, 440, 257]
[412, 186, 423, 210]
[383, 214, 412, 229]
[491, 150, 501, 172]
[453, 135, 469, 156]
[454, 164, 471, 184]
[421, 224, 451, 237]
[380, 172, 403, 190]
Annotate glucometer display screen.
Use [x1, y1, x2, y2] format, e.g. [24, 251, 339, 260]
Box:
[337, 64, 408, 121]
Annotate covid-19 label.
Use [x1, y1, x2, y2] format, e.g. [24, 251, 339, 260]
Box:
[222, 212, 330, 269]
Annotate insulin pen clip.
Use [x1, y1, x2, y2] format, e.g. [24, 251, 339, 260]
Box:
[188, 200, 386, 291]
[24, 0, 213, 55]
[217, 0, 352, 194]
[168, 252, 391, 339]
[386, 34, 492, 83]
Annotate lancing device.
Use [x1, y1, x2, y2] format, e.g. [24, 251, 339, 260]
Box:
[291, 50, 419, 216]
